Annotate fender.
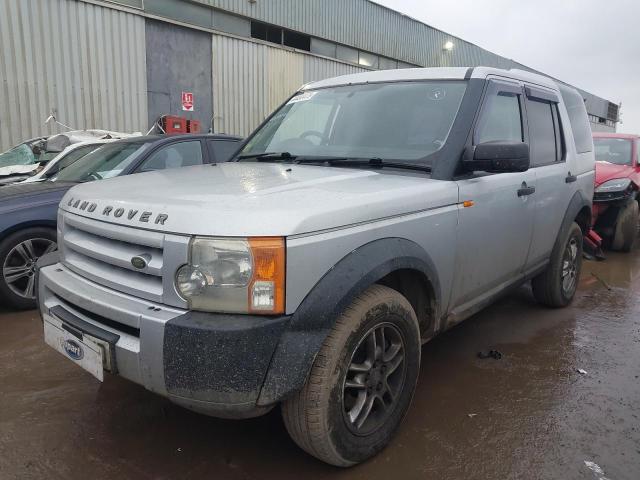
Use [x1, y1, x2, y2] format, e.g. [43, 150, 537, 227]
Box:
[257, 237, 440, 406]
[558, 190, 591, 246]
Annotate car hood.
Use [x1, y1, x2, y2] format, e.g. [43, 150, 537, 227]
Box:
[595, 161, 637, 187]
[0, 164, 39, 177]
[60, 163, 459, 236]
[0, 181, 76, 213]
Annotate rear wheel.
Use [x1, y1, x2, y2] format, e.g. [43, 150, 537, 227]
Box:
[611, 199, 639, 252]
[0, 228, 57, 310]
[282, 284, 421, 467]
[532, 222, 583, 308]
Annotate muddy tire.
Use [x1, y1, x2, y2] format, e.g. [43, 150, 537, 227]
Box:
[281, 284, 421, 467]
[532, 222, 583, 308]
[611, 200, 639, 252]
[0, 228, 57, 310]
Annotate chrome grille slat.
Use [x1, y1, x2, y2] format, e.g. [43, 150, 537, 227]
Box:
[59, 211, 190, 308]
[64, 213, 165, 248]
[64, 250, 163, 300]
[64, 227, 163, 276]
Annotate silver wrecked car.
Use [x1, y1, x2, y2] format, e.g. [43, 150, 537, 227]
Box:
[38, 67, 595, 466]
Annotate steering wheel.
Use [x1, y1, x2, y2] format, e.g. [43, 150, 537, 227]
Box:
[87, 172, 103, 181]
[300, 130, 324, 143]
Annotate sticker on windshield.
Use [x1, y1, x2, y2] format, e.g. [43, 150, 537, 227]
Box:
[287, 91, 317, 104]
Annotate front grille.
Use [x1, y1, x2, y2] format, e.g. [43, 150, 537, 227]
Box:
[59, 210, 189, 307]
[593, 191, 629, 203]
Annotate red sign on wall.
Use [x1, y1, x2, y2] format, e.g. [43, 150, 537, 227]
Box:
[181, 92, 194, 112]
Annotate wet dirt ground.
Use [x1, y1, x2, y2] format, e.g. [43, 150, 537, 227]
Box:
[1, 252, 639, 480]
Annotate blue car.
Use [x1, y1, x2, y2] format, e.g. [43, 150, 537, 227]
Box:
[0, 134, 241, 309]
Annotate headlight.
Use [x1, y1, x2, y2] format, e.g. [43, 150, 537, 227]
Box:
[176, 237, 285, 314]
[595, 178, 632, 193]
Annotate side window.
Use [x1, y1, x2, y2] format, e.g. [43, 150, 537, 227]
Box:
[527, 99, 560, 167]
[476, 92, 523, 144]
[559, 85, 593, 154]
[139, 141, 203, 172]
[208, 140, 239, 163]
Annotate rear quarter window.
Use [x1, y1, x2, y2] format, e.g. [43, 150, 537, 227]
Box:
[559, 85, 593, 154]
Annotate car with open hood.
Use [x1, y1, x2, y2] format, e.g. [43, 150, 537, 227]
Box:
[0, 133, 241, 309]
[592, 132, 640, 251]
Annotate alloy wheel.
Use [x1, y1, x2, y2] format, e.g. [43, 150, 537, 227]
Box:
[561, 237, 579, 296]
[3, 238, 57, 300]
[342, 322, 407, 436]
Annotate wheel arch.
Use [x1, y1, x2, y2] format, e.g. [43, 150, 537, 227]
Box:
[0, 220, 57, 243]
[561, 190, 592, 237]
[258, 237, 441, 406]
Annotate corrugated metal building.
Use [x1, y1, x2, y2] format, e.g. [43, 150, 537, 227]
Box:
[0, 0, 619, 151]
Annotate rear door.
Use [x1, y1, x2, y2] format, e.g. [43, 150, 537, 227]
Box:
[522, 85, 575, 267]
[451, 79, 536, 312]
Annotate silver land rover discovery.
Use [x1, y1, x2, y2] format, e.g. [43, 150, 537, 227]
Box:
[38, 67, 595, 466]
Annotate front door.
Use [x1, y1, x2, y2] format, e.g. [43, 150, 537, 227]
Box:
[451, 79, 536, 313]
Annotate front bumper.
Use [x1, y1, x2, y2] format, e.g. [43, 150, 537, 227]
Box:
[38, 263, 291, 418]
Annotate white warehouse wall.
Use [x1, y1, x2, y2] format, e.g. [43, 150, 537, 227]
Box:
[0, 0, 148, 151]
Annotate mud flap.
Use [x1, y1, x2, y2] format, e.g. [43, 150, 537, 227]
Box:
[583, 229, 605, 261]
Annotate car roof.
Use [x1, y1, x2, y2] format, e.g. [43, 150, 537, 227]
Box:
[592, 132, 638, 140]
[117, 133, 242, 143]
[111, 133, 243, 145]
[302, 66, 559, 92]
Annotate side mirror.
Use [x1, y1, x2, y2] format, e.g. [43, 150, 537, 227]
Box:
[463, 142, 530, 173]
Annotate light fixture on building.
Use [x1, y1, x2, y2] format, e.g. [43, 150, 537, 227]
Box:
[443, 41, 454, 51]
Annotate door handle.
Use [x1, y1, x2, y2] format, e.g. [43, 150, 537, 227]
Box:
[517, 183, 536, 197]
[565, 174, 577, 183]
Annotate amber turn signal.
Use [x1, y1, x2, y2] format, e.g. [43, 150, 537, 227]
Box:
[248, 237, 286, 314]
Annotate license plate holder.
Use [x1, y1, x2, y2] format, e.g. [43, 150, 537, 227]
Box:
[43, 306, 120, 382]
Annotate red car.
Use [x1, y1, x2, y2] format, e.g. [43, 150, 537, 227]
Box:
[592, 133, 640, 251]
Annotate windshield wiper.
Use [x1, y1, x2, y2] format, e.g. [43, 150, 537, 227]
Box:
[295, 157, 432, 173]
[237, 152, 297, 161]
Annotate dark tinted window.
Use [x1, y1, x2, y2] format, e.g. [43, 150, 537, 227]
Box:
[559, 85, 593, 153]
[208, 140, 239, 162]
[527, 99, 558, 167]
[283, 30, 310, 51]
[477, 93, 523, 144]
[139, 141, 203, 172]
[251, 21, 282, 44]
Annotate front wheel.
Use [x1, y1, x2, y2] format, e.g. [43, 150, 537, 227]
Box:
[282, 284, 421, 467]
[532, 222, 583, 308]
[611, 199, 639, 252]
[0, 228, 57, 310]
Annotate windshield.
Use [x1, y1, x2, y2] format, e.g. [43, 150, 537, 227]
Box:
[0, 140, 66, 168]
[594, 138, 633, 165]
[240, 81, 467, 163]
[51, 142, 148, 182]
[0, 144, 36, 168]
